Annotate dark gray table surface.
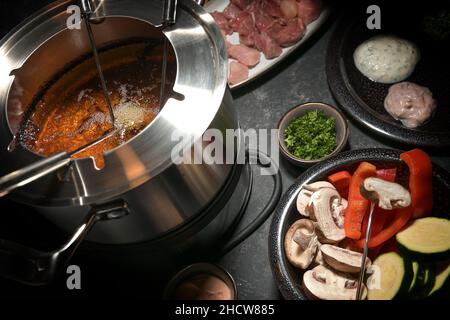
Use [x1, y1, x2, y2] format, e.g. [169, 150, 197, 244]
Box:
[1, 1, 449, 300]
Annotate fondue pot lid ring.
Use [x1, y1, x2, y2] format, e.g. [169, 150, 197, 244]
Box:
[0, 0, 228, 206]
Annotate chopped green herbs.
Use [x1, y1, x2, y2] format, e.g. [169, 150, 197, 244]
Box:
[284, 110, 337, 160]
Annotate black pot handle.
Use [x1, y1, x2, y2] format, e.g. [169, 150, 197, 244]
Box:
[0, 200, 129, 286]
[217, 149, 282, 257]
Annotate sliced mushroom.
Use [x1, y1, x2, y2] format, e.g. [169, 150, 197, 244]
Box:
[339, 238, 363, 253]
[360, 177, 411, 210]
[284, 219, 319, 269]
[302, 265, 367, 300]
[321, 244, 371, 274]
[297, 181, 336, 217]
[308, 188, 346, 243]
[312, 243, 324, 266]
[303, 181, 336, 192]
[331, 197, 347, 229]
[313, 221, 332, 244]
[296, 189, 313, 217]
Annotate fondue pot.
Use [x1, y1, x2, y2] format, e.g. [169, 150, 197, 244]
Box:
[0, 0, 281, 286]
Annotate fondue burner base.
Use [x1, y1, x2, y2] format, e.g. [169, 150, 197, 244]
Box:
[0, 163, 254, 297]
[74, 162, 253, 296]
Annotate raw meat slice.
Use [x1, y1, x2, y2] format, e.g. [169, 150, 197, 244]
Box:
[262, 0, 284, 18]
[229, 61, 249, 85]
[223, 3, 242, 20]
[265, 20, 286, 40]
[236, 12, 256, 36]
[270, 18, 305, 47]
[228, 44, 261, 67]
[229, 11, 251, 34]
[254, 32, 283, 59]
[211, 11, 232, 35]
[230, 0, 253, 10]
[296, 0, 322, 25]
[254, 12, 276, 32]
[280, 0, 298, 19]
[239, 32, 256, 47]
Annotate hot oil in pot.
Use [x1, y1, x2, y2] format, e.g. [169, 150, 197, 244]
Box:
[20, 41, 176, 168]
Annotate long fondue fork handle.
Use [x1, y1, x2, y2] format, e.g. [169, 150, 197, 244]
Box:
[356, 201, 375, 300]
[160, 0, 178, 107]
[0, 152, 70, 198]
[80, 0, 116, 126]
[0, 129, 118, 198]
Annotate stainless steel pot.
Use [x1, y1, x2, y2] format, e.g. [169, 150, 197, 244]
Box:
[0, 0, 270, 285]
[0, 0, 234, 242]
[0, 0, 283, 287]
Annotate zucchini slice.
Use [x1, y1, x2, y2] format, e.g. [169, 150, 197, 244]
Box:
[409, 263, 436, 298]
[396, 217, 450, 261]
[428, 263, 450, 297]
[408, 261, 419, 293]
[368, 252, 412, 300]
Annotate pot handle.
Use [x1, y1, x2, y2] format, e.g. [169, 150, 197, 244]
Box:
[0, 200, 129, 286]
[217, 149, 282, 257]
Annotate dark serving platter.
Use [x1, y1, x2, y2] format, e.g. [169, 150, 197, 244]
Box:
[326, 3, 450, 147]
[269, 148, 450, 300]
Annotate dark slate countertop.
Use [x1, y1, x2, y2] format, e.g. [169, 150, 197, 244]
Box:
[1, 1, 449, 300]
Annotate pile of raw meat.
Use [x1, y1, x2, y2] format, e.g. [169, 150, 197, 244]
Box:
[210, 0, 322, 86]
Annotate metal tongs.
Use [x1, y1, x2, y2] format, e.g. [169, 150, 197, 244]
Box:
[0, 0, 115, 198]
[160, 0, 178, 106]
[356, 177, 411, 300]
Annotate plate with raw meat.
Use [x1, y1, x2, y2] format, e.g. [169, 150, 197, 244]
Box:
[205, 0, 330, 89]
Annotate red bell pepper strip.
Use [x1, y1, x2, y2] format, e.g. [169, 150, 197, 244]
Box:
[357, 207, 411, 248]
[400, 149, 433, 218]
[344, 162, 377, 239]
[328, 170, 352, 198]
[376, 168, 397, 182]
[357, 149, 433, 248]
[361, 207, 389, 239]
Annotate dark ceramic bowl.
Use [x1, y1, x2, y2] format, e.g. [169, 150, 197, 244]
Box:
[163, 263, 237, 300]
[269, 148, 450, 300]
[277, 102, 349, 167]
[326, 4, 450, 147]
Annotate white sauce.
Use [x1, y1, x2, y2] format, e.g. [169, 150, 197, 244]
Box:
[353, 35, 420, 84]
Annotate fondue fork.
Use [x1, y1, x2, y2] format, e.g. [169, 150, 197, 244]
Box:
[356, 178, 411, 300]
[80, 0, 116, 126]
[0, 128, 119, 198]
[355, 201, 375, 300]
[160, 0, 178, 107]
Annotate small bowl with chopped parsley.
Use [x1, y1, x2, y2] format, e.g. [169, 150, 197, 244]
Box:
[278, 103, 349, 167]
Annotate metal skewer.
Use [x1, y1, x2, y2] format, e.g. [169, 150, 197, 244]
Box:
[160, 0, 178, 107]
[356, 201, 375, 300]
[80, 0, 115, 126]
[0, 128, 119, 198]
[356, 177, 412, 300]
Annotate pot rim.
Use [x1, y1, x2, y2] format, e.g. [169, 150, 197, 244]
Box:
[0, 0, 229, 206]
